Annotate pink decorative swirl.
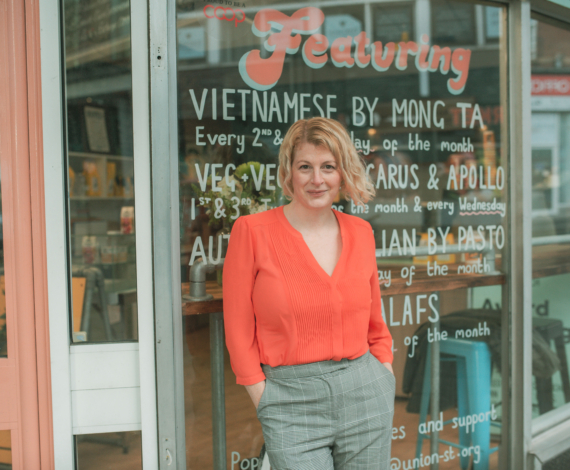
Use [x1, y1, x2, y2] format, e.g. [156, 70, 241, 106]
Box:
[459, 210, 504, 216]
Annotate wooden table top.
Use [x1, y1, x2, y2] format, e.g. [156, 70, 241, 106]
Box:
[532, 244, 570, 279]
[181, 243, 570, 316]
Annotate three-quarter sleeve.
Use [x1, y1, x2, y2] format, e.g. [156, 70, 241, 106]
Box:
[367, 227, 394, 364]
[223, 216, 266, 385]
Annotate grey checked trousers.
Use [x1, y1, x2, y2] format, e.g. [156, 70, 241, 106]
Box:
[256, 351, 395, 470]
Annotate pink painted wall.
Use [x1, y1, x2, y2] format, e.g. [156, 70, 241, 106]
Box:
[0, 0, 54, 468]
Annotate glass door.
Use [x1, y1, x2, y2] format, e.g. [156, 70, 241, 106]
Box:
[530, 19, 570, 424]
[157, 0, 511, 468]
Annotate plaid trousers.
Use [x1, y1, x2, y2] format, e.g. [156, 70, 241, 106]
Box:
[256, 351, 395, 470]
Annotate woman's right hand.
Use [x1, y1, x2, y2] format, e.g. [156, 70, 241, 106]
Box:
[245, 380, 266, 409]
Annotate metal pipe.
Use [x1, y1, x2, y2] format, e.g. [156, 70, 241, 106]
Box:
[95, 268, 113, 341]
[532, 234, 570, 246]
[430, 294, 441, 470]
[185, 258, 225, 301]
[210, 311, 227, 470]
[376, 243, 496, 257]
[185, 258, 227, 470]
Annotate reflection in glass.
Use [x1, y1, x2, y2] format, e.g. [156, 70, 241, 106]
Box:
[63, 0, 138, 343]
[374, 5, 414, 43]
[177, 1, 507, 468]
[76, 432, 141, 470]
[531, 19, 570, 418]
[0, 431, 11, 470]
[431, 0, 476, 46]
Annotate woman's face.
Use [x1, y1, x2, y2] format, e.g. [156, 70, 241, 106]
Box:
[290, 142, 342, 210]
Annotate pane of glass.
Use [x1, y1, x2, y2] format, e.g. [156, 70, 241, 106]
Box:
[75, 431, 141, 469]
[431, 0, 476, 46]
[0, 430, 11, 470]
[374, 5, 414, 43]
[63, 0, 138, 343]
[531, 19, 570, 418]
[0, 163, 6, 357]
[177, 2, 507, 469]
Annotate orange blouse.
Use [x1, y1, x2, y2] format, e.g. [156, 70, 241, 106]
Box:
[222, 205, 393, 386]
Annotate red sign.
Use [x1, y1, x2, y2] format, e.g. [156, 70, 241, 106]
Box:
[203, 5, 245, 28]
[531, 75, 570, 96]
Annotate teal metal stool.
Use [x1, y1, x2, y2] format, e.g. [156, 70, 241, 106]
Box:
[416, 338, 500, 470]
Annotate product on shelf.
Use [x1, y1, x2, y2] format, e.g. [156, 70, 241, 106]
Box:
[116, 245, 128, 263]
[100, 245, 114, 264]
[115, 175, 124, 196]
[69, 167, 75, 197]
[84, 161, 102, 196]
[124, 176, 134, 198]
[121, 206, 135, 234]
[106, 162, 116, 197]
[435, 233, 456, 263]
[413, 232, 432, 264]
[100, 244, 129, 264]
[464, 234, 484, 264]
[81, 236, 99, 264]
[73, 173, 87, 197]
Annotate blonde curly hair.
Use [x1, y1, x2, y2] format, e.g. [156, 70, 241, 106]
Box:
[278, 117, 375, 206]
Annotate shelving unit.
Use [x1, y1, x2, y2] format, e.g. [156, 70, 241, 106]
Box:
[71, 196, 134, 201]
[67, 151, 137, 342]
[68, 151, 135, 200]
[69, 151, 133, 161]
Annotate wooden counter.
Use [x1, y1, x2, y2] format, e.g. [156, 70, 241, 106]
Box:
[532, 244, 570, 279]
[181, 243, 570, 316]
[182, 283, 223, 316]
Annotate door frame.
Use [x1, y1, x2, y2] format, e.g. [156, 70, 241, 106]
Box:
[39, 0, 160, 467]
[147, 0, 188, 467]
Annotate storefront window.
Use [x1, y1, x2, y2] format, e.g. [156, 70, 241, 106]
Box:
[530, 18, 570, 417]
[0, 431, 10, 470]
[177, 1, 507, 468]
[75, 432, 142, 469]
[63, 0, 138, 343]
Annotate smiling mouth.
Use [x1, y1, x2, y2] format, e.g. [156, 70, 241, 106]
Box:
[307, 190, 327, 195]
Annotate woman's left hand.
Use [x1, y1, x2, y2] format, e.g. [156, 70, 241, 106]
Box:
[382, 362, 394, 376]
[245, 380, 266, 409]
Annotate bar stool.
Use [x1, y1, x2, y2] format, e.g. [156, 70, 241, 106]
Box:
[416, 339, 499, 470]
[533, 317, 570, 414]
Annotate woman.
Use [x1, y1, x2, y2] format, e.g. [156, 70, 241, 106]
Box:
[223, 117, 395, 470]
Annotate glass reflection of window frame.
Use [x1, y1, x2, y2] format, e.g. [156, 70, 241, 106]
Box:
[373, 2, 415, 44]
[483, 6, 501, 45]
[531, 147, 558, 216]
[431, 0, 477, 46]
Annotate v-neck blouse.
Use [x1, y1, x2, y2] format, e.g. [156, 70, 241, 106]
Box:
[222, 206, 393, 386]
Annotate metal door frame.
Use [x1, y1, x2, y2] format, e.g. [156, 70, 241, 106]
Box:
[39, 0, 160, 467]
[148, 0, 187, 468]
